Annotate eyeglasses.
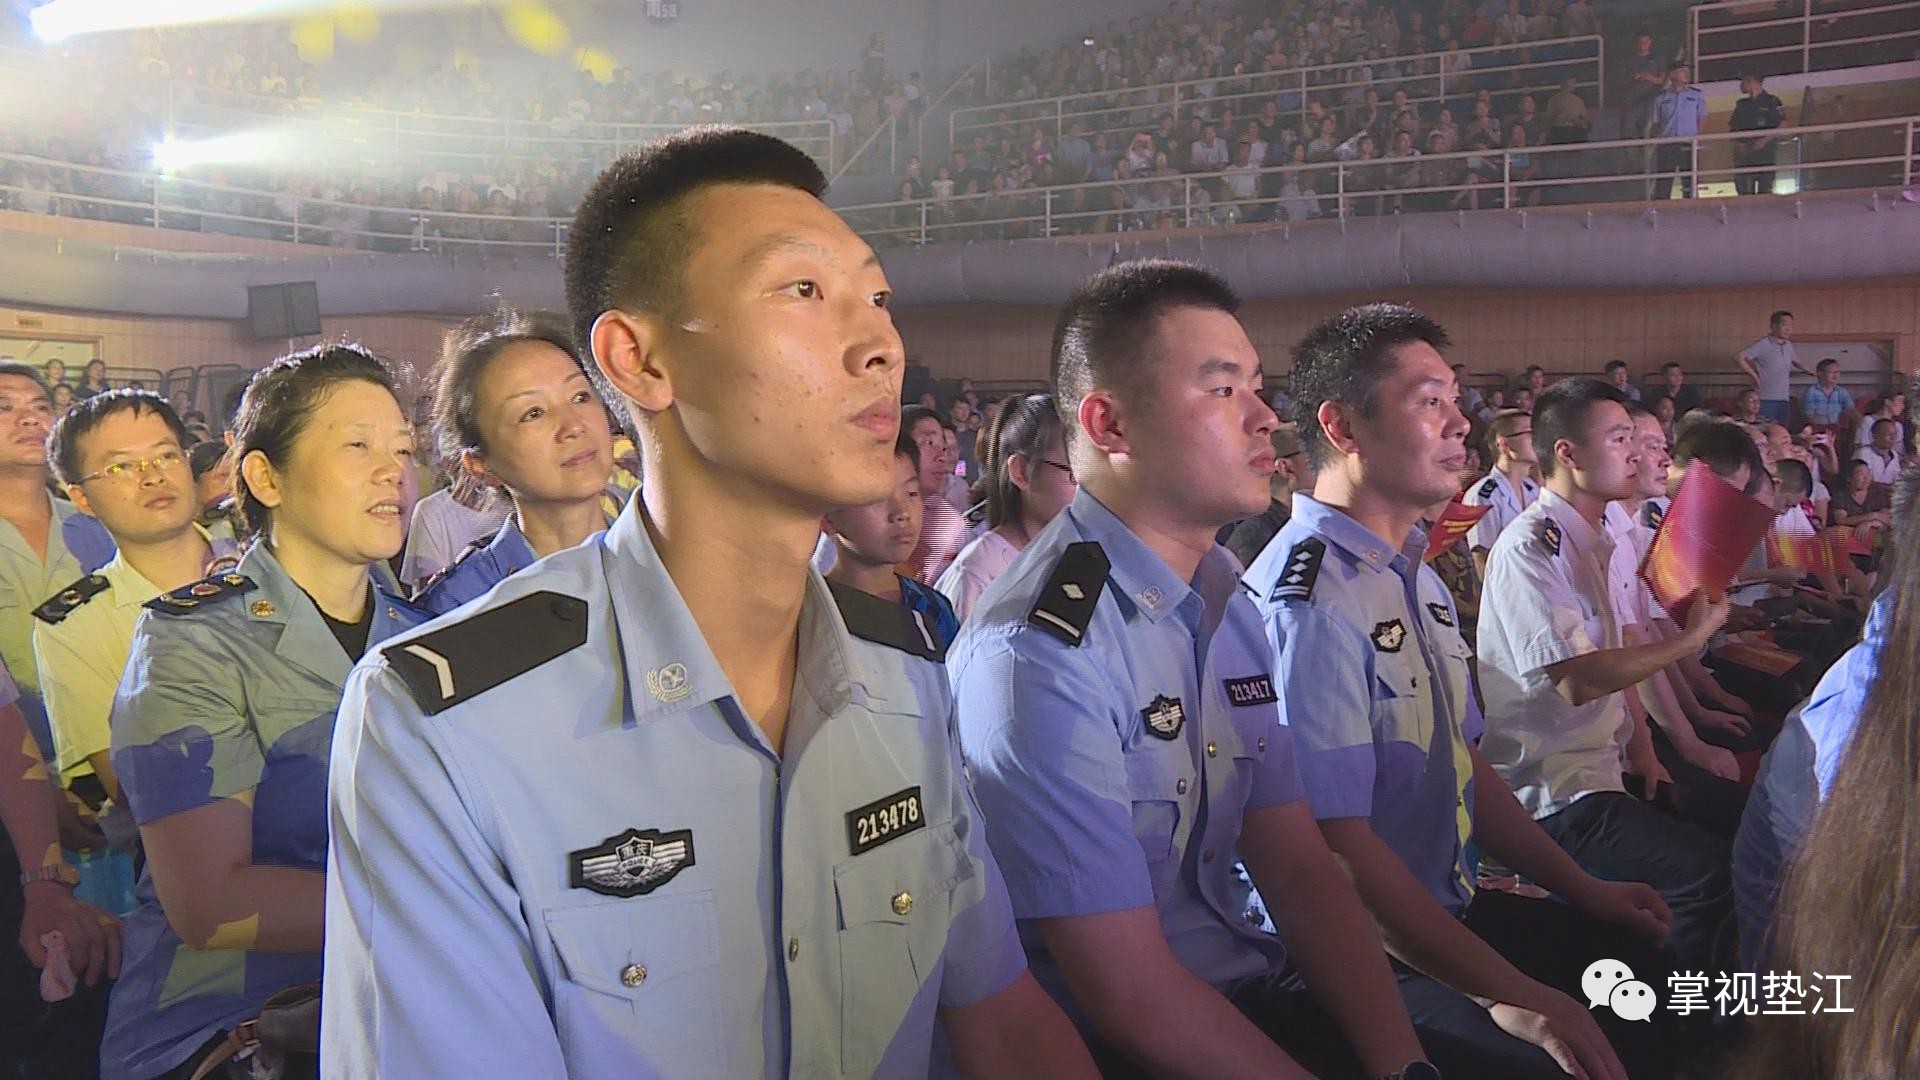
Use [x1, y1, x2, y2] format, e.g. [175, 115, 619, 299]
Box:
[1038, 458, 1075, 480]
[77, 449, 187, 485]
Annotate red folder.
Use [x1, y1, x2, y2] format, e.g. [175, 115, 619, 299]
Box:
[1424, 497, 1489, 562]
[1766, 527, 1848, 577]
[1638, 460, 1777, 622]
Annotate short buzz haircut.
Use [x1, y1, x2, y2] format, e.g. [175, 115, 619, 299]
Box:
[563, 126, 827, 408]
[1662, 361, 1684, 373]
[1531, 377, 1628, 479]
[1771, 309, 1793, 329]
[1674, 417, 1768, 492]
[1049, 259, 1240, 436]
[1485, 408, 1530, 456]
[1604, 359, 1628, 374]
[1817, 357, 1839, 372]
[1775, 457, 1812, 497]
[49, 389, 188, 487]
[1289, 303, 1451, 468]
[1623, 398, 1655, 421]
[0, 361, 52, 400]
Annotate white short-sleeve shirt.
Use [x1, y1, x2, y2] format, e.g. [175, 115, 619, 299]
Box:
[1462, 469, 1538, 553]
[1476, 490, 1631, 819]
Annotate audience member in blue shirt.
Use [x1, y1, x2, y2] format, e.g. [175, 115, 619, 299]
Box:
[413, 308, 617, 615]
[1799, 359, 1857, 428]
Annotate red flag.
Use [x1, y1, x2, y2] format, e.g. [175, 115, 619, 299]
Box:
[1425, 497, 1490, 562]
[1766, 529, 1843, 577]
[1639, 460, 1777, 622]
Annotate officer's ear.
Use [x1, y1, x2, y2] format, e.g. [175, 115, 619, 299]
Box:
[590, 309, 673, 418]
[457, 447, 495, 490]
[65, 482, 94, 518]
[1317, 399, 1362, 459]
[238, 448, 284, 512]
[1077, 389, 1129, 458]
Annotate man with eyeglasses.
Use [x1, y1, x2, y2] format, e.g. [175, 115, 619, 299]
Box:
[1461, 409, 1539, 579]
[32, 390, 237, 822]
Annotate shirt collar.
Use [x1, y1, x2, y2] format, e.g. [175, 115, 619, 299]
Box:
[1536, 488, 1609, 555]
[104, 523, 230, 608]
[1289, 492, 1423, 574]
[1064, 488, 1209, 624]
[600, 498, 885, 727]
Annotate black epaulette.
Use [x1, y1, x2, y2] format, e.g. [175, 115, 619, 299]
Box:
[1268, 538, 1326, 603]
[1027, 541, 1110, 646]
[1539, 517, 1564, 557]
[411, 528, 498, 602]
[144, 572, 256, 616]
[827, 580, 945, 662]
[383, 590, 589, 715]
[1639, 501, 1666, 530]
[33, 574, 109, 625]
[1477, 478, 1498, 500]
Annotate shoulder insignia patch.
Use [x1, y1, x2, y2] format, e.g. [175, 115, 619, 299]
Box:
[33, 574, 109, 625]
[1372, 619, 1408, 652]
[1639, 501, 1666, 530]
[1427, 602, 1455, 628]
[143, 572, 256, 616]
[828, 579, 945, 662]
[1268, 538, 1326, 603]
[1477, 478, 1498, 500]
[1028, 541, 1110, 646]
[1539, 518, 1564, 557]
[383, 590, 590, 715]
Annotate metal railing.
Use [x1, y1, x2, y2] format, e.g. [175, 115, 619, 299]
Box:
[1690, 0, 1920, 82]
[835, 115, 1920, 247]
[949, 34, 1604, 151]
[0, 46, 838, 174]
[0, 151, 571, 256]
[4, 117, 1912, 258]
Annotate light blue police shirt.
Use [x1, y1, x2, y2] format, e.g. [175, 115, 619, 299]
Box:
[949, 488, 1303, 1004]
[103, 544, 423, 1080]
[412, 515, 538, 616]
[322, 499, 1025, 1080]
[1246, 495, 1483, 915]
[1732, 591, 1887, 970]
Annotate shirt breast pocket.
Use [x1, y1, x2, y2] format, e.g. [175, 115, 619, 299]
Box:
[1124, 746, 1188, 890]
[834, 822, 971, 1077]
[1372, 663, 1431, 767]
[544, 891, 726, 1078]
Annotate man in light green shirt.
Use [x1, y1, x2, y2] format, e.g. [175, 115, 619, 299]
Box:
[32, 391, 238, 807]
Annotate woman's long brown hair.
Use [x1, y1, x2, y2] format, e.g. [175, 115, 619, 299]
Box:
[1738, 465, 1920, 1077]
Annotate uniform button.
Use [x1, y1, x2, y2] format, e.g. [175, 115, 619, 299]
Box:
[1176, 778, 1189, 795]
[891, 891, 914, 916]
[787, 938, 800, 961]
[620, 963, 647, 988]
[1206, 742, 1218, 758]
[1202, 849, 1216, 864]
[1256, 737, 1267, 752]
[385, 607, 398, 620]
[1411, 676, 1419, 688]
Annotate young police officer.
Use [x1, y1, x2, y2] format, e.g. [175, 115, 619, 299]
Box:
[951, 261, 1441, 1080]
[1248, 306, 1680, 1080]
[1477, 380, 1735, 970]
[321, 129, 1093, 1080]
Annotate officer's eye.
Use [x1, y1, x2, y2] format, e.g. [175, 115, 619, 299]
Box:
[783, 280, 821, 300]
[570, 390, 594, 405]
[871, 289, 892, 309]
[521, 406, 544, 423]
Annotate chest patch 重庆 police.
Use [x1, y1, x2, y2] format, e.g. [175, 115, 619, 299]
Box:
[1141, 694, 1186, 740]
[1223, 675, 1278, 707]
[1427, 602, 1455, 627]
[1372, 619, 1408, 653]
[569, 827, 696, 898]
[846, 786, 926, 856]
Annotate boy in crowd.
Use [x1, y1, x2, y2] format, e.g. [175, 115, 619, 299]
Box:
[824, 431, 960, 648]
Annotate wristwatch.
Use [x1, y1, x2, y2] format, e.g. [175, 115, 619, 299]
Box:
[1374, 1063, 1442, 1080]
[19, 862, 79, 888]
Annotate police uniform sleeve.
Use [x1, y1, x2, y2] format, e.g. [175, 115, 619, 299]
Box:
[1484, 535, 1600, 675]
[935, 709, 1028, 1009]
[31, 622, 119, 781]
[109, 619, 260, 824]
[951, 635, 1156, 919]
[1464, 482, 1508, 552]
[1268, 603, 1378, 820]
[322, 660, 569, 1079]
